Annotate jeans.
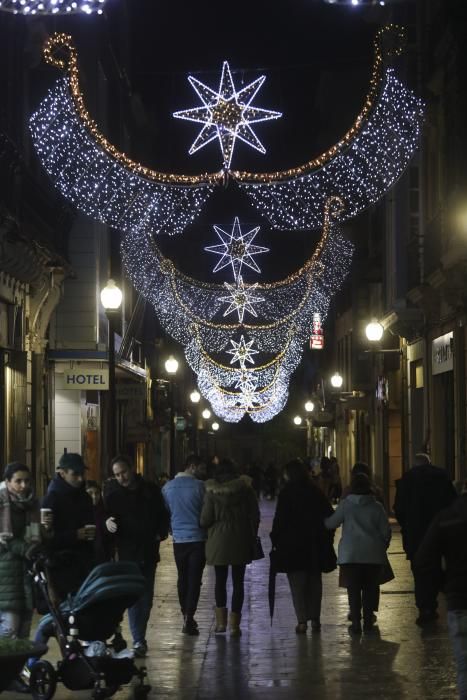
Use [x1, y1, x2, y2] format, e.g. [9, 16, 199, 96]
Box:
[447, 610, 467, 700]
[173, 541, 206, 617]
[128, 561, 157, 646]
[286, 571, 322, 623]
[342, 563, 380, 623]
[214, 565, 246, 614]
[0, 609, 33, 639]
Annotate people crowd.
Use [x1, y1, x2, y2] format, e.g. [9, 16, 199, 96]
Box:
[0, 449, 464, 697]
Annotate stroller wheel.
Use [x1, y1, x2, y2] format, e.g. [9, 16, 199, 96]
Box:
[29, 660, 57, 700]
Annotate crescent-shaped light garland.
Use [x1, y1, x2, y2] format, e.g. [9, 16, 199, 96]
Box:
[29, 34, 221, 236]
[121, 198, 353, 421]
[0, 0, 107, 14]
[29, 26, 423, 237]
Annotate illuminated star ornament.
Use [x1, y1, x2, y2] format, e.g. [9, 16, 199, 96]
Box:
[218, 276, 265, 323]
[226, 336, 259, 368]
[173, 61, 282, 169]
[0, 0, 107, 13]
[205, 217, 269, 279]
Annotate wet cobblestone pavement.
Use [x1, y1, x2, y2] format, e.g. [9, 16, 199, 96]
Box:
[4, 500, 458, 699]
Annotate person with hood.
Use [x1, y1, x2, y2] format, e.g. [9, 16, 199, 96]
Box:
[394, 452, 457, 625]
[41, 453, 95, 602]
[325, 472, 391, 634]
[200, 458, 259, 637]
[104, 454, 169, 658]
[414, 484, 467, 700]
[270, 459, 335, 634]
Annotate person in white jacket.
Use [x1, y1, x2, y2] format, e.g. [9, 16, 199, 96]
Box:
[325, 472, 391, 634]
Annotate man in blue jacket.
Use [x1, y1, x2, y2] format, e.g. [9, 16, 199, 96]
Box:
[162, 455, 206, 635]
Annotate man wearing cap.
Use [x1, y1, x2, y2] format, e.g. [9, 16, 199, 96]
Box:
[41, 453, 95, 601]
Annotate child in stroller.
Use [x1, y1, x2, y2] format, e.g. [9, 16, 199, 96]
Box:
[28, 557, 151, 700]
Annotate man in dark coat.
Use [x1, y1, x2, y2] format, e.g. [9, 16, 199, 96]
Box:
[41, 453, 95, 601]
[393, 452, 456, 625]
[104, 455, 169, 657]
[414, 489, 467, 699]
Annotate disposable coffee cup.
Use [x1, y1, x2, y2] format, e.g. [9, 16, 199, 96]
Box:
[85, 524, 96, 539]
[40, 508, 52, 527]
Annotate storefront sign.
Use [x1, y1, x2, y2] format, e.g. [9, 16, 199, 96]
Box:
[63, 369, 109, 389]
[310, 312, 324, 350]
[432, 332, 453, 375]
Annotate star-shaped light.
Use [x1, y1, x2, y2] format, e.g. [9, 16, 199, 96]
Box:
[205, 217, 269, 280]
[226, 335, 259, 368]
[236, 386, 262, 411]
[218, 276, 265, 323]
[173, 61, 282, 169]
[233, 370, 258, 393]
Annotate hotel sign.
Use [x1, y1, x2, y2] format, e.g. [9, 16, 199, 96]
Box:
[62, 369, 109, 389]
[432, 332, 453, 375]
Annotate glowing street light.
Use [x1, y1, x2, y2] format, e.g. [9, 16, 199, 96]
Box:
[305, 401, 314, 413]
[190, 390, 201, 404]
[212, 422, 219, 431]
[202, 408, 211, 420]
[165, 355, 179, 375]
[365, 320, 384, 342]
[330, 372, 343, 389]
[293, 415, 303, 426]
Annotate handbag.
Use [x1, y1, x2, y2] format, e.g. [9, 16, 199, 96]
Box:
[252, 535, 265, 560]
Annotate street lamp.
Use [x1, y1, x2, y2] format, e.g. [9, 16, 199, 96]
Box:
[330, 372, 343, 389]
[305, 400, 314, 413]
[190, 390, 201, 453]
[304, 401, 315, 458]
[212, 422, 219, 431]
[202, 408, 211, 420]
[365, 319, 384, 342]
[164, 355, 179, 477]
[100, 279, 122, 466]
[293, 415, 303, 426]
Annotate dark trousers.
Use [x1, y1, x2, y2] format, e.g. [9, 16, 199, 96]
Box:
[342, 563, 380, 623]
[410, 559, 439, 612]
[128, 560, 157, 645]
[173, 541, 206, 618]
[214, 564, 246, 614]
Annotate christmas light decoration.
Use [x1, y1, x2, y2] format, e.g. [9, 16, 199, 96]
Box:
[205, 217, 268, 279]
[173, 61, 282, 170]
[218, 277, 265, 323]
[29, 34, 219, 237]
[226, 335, 259, 368]
[0, 0, 107, 14]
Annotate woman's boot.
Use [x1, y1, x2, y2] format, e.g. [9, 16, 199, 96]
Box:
[229, 611, 242, 637]
[215, 607, 228, 633]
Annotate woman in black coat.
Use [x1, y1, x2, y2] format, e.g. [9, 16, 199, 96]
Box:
[270, 459, 336, 633]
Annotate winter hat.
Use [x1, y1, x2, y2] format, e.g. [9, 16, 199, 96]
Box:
[57, 453, 87, 474]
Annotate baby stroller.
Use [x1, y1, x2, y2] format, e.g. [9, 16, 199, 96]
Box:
[29, 557, 151, 700]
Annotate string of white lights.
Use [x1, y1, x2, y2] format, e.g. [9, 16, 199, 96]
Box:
[235, 69, 424, 229]
[0, 0, 107, 14]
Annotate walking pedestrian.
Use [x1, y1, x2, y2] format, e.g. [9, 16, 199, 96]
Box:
[415, 484, 467, 700]
[200, 458, 259, 636]
[41, 453, 95, 602]
[104, 455, 169, 657]
[270, 459, 336, 634]
[162, 454, 207, 635]
[85, 480, 113, 563]
[325, 472, 391, 634]
[394, 452, 457, 625]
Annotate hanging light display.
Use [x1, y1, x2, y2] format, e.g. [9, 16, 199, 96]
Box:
[0, 0, 108, 14]
[30, 26, 423, 239]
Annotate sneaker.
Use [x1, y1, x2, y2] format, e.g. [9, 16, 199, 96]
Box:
[415, 609, 438, 627]
[182, 618, 200, 636]
[133, 641, 148, 658]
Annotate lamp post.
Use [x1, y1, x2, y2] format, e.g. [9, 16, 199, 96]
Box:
[304, 400, 315, 459]
[190, 390, 201, 453]
[100, 279, 122, 467]
[165, 355, 179, 477]
[330, 371, 343, 389]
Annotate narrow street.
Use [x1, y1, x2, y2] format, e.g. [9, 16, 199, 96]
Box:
[6, 500, 457, 700]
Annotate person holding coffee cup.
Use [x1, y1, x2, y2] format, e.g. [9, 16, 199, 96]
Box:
[39, 453, 95, 601]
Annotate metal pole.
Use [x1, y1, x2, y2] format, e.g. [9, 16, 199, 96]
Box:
[106, 310, 117, 462]
[169, 381, 175, 477]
